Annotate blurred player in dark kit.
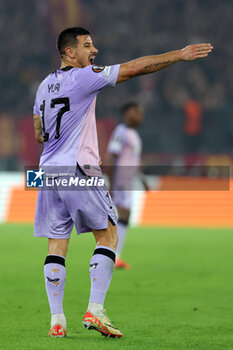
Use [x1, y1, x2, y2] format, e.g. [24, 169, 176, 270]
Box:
[33, 26, 213, 338]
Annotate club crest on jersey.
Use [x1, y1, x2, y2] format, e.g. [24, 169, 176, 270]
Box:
[92, 65, 105, 73]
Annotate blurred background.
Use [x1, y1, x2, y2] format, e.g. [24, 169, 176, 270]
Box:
[1, 0, 233, 227]
[1, 0, 232, 171]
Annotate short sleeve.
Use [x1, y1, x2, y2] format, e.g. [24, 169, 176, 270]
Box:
[80, 64, 120, 95]
[33, 89, 40, 115]
[33, 79, 46, 115]
[107, 125, 126, 155]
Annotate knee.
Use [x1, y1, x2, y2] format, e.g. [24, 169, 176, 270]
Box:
[48, 238, 69, 257]
[102, 230, 118, 250]
[94, 226, 118, 250]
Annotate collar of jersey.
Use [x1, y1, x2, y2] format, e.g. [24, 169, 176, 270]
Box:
[60, 66, 74, 71]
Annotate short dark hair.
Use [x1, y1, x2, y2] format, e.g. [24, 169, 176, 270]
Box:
[121, 102, 139, 115]
[57, 27, 90, 55]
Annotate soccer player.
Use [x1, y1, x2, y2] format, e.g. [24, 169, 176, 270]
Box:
[33, 27, 213, 338]
[105, 102, 147, 269]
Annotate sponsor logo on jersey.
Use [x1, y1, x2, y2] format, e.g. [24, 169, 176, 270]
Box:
[92, 65, 105, 73]
[26, 169, 44, 188]
[103, 66, 111, 76]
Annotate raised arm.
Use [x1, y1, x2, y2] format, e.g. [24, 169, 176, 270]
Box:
[117, 43, 213, 83]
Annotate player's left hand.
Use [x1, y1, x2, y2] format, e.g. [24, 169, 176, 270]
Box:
[180, 43, 213, 61]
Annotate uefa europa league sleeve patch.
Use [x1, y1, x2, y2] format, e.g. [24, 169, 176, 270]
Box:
[92, 65, 105, 73]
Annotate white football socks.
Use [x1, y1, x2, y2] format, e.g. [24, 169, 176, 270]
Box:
[51, 313, 67, 328]
[88, 302, 104, 315]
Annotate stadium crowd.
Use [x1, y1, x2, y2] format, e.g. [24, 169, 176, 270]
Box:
[0, 0, 232, 170]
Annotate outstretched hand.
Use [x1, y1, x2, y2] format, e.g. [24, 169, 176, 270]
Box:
[180, 43, 213, 61]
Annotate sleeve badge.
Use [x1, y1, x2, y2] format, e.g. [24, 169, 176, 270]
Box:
[92, 65, 105, 73]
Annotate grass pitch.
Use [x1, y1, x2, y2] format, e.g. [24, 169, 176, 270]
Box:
[0, 223, 233, 350]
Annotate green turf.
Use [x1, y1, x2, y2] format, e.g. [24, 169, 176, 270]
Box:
[0, 224, 233, 350]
